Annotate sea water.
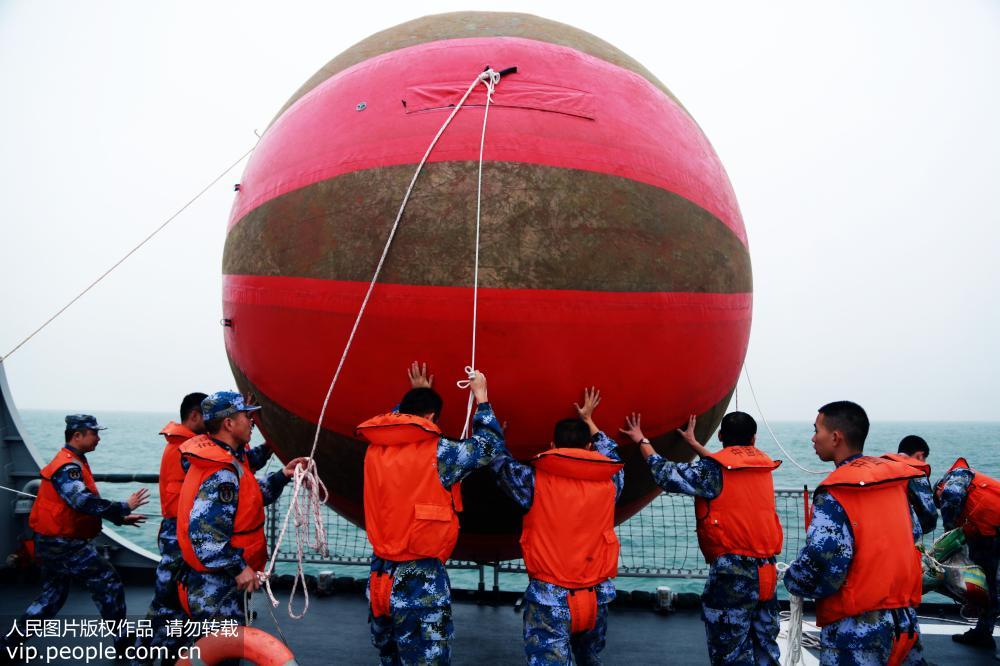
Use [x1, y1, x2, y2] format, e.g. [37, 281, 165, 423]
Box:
[16, 410, 1000, 594]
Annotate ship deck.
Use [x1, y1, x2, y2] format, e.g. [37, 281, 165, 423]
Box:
[2, 580, 997, 664]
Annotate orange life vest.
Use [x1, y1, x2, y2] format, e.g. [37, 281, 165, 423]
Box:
[159, 421, 196, 519]
[880, 453, 931, 479]
[814, 456, 924, 626]
[357, 413, 463, 563]
[695, 446, 783, 563]
[936, 457, 1000, 537]
[176, 435, 268, 572]
[29, 448, 103, 539]
[520, 448, 623, 589]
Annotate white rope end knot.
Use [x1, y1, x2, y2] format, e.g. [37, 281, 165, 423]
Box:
[456, 366, 477, 389]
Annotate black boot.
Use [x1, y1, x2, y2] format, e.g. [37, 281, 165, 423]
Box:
[952, 628, 996, 649]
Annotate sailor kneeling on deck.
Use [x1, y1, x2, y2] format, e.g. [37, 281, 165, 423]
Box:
[174, 392, 305, 638]
[628, 410, 783, 666]
[491, 388, 624, 666]
[784, 401, 926, 665]
[2, 414, 149, 656]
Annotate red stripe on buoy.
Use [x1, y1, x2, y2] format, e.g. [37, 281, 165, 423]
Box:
[223, 274, 750, 458]
[229, 36, 745, 244]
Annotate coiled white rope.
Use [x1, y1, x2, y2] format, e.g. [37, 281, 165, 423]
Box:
[775, 562, 819, 664]
[743, 365, 825, 475]
[782, 593, 804, 665]
[260, 461, 329, 618]
[780, 594, 820, 665]
[260, 68, 506, 618]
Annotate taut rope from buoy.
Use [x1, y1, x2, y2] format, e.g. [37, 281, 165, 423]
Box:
[261, 67, 510, 619]
[743, 365, 826, 475]
[0, 144, 257, 362]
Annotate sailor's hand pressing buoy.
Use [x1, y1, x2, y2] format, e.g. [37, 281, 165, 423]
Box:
[408, 361, 434, 388]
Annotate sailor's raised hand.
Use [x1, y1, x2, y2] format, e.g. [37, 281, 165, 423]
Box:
[127, 488, 150, 510]
[620, 412, 645, 444]
[408, 361, 434, 389]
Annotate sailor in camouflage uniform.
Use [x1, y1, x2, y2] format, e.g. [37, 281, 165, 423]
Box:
[784, 402, 926, 666]
[626, 412, 783, 666]
[134, 392, 276, 662]
[935, 458, 1000, 649]
[881, 435, 938, 534]
[174, 392, 305, 628]
[3, 415, 149, 654]
[357, 363, 504, 665]
[492, 388, 623, 665]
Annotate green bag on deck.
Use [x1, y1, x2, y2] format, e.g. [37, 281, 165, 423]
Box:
[921, 528, 989, 612]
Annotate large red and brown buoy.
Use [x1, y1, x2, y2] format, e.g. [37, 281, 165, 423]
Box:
[223, 12, 751, 561]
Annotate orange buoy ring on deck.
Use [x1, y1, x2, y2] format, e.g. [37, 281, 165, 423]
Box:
[176, 626, 297, 666]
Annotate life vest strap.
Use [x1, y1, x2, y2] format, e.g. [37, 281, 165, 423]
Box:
[177, 577, 192, 618]
[567, 587, 598, 634]
[757, 562, 777, 602]
[369, 571, 393, 618]
[887, 609, 918, 666]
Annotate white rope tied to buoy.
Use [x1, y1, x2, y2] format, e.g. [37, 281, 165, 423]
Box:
[456, 366, 478, 390]
[261, 67, 509, 619]
[458, 68, 501, 439]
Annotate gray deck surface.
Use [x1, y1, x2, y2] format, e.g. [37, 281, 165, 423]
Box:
[1, 582, 997, 664]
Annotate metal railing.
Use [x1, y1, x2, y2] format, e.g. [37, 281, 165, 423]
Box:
[266, 487, 942, 579]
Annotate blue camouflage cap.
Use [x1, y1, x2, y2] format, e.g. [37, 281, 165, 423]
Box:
[201, 391, 261, 422]
[65, 414, 107, 431]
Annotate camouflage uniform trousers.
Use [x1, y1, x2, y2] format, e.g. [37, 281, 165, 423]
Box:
[368, 558, 455, 665]
[967, 534, 1000, 635]
[175, 570, 247, 666]
[522, 600, 609, 665]
[700, 556, 780, 666]
[180, 570, 244, 623]
[26, 535, 126, 622]
[819, 609, 925, 666]
[369, 605, 453, 665]
[131, 519, 187, 662]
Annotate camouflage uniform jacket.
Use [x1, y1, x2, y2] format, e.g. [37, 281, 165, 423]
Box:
[907, 475, 938, 534]
[369, 402, 504, 609]
[491, 432, 624, 605]
[934, 467, 975, 531]
[46, 447, 131, 532]
[185, 440, 290, 574]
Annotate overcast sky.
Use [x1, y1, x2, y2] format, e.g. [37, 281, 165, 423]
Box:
[1, 1, 998, 422]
